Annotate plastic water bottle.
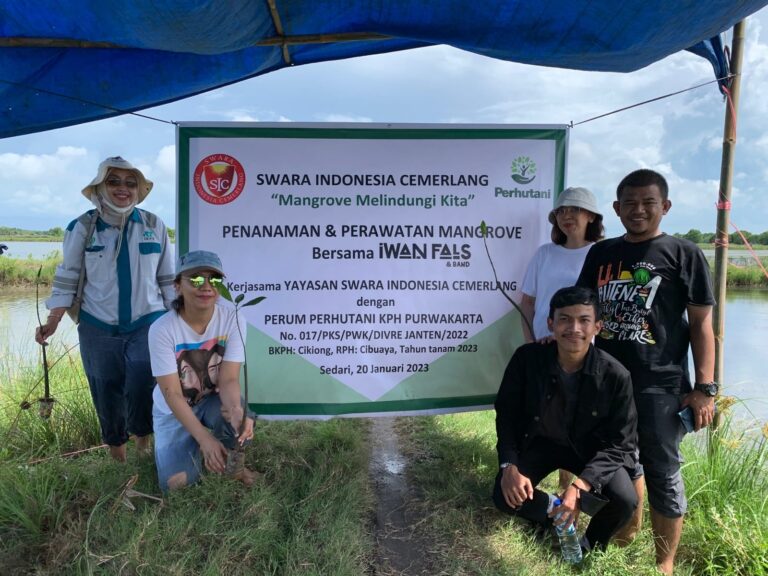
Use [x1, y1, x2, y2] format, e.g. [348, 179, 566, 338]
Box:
[548, 494, 583, 564]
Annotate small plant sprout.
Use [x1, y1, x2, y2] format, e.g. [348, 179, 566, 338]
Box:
[480, 220, 534, 338]
[35, 265, 55, 419]
[214, 282, 265, 474]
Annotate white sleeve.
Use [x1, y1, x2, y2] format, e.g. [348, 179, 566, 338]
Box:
[521, 244, 546, 297]
[148, 317, 179, 377]
[46, 215, 89, 309]
[154, 216, 177, 308]
[224, 309, 247, 363]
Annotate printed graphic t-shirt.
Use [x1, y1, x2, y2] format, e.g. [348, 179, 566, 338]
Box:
[576, 234, 714, 393]
[149, 304, 246, 415]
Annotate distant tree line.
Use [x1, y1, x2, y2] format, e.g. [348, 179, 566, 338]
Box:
[673, 229, 768, 246]
[0, 226, 175, 242]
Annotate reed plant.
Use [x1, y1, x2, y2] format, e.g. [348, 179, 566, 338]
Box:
[0, 345, 99, 460]
[725, 260, 768, 287]
[679, 405, 768, 575]
[0, 252, 60, 286]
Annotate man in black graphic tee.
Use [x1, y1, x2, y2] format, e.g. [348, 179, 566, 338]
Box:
[577, 169, 716, 575]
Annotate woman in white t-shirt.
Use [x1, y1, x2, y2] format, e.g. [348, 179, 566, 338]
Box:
[148, 250, 256, 491]
[520, 187, 604, 492]
[521, 187, 605, 342]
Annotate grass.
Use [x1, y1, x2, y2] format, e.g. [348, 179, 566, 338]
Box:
[0, 235, 63, 242]
[0, 252, 60, 286]
[0, 349, 374, 575]
[2, 348, 766, 575]
[726, 260, 768, 287]
[397, 408, 768, 575]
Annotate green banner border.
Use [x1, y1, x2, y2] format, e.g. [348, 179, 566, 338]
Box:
[176, 123, 568, 416]
[250, 394, 497, 416]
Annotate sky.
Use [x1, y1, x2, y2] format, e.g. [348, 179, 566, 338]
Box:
[2, 9, 768, 239]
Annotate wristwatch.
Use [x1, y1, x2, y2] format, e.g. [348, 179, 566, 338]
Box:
[694, 381, 719, 397]
[500, 462, 514, 470]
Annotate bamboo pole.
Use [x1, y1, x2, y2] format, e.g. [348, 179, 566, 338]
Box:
[712, 20, 746, 428]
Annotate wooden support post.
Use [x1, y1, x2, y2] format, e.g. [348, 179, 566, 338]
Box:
[712, 20, 746, 429]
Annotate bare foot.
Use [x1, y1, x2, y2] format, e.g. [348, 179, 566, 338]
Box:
[109, 444, 127, 462]
[232, 466, 260, 486]
[135, 435, 153, 458]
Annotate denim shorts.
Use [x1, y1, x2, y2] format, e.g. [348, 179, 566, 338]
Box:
[153, 393, 240, 492]
[78, 321, 154, 446]
[629, 391, 688, 517]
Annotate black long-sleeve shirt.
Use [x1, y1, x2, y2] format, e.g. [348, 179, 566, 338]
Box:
[495, 342, 638, 492]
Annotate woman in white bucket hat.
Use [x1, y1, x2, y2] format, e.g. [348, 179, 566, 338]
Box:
[35, 156, 175, 462]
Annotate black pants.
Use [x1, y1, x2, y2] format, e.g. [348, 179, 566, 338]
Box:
[492, 439, 637, 550]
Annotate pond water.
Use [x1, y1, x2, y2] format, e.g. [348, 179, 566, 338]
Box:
[1, 241, 63, 260]
[0, 241, 176, 260]
[1, 285, 765, 423]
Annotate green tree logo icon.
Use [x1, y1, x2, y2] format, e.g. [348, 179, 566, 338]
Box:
[510, 156, 537, 184]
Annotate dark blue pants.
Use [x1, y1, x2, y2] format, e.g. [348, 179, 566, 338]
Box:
[78, 321, 154, 446]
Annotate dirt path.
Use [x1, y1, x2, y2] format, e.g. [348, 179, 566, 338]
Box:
[368, 417, 435, 575]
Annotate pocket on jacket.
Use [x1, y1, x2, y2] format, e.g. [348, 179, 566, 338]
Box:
[84, 249, 110, 282]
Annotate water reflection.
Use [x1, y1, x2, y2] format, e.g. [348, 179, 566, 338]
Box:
[0, 287, 80, 374]
[720, 289, 768, 421]
[0, 241, 62, 260]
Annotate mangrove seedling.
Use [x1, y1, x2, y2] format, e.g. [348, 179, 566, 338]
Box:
[214, 282, 265, 475]
[480, 220, 534, 338]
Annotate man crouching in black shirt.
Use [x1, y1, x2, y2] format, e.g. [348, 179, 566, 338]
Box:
[492, 286, 638, 552]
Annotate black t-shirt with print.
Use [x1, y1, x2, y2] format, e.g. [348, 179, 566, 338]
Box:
[576, 234, 714, 393]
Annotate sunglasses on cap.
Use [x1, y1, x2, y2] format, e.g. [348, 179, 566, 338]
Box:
[183, 274, 224, 289]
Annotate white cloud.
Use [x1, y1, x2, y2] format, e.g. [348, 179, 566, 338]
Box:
[319, 114, 374, 123]
[155, 145, 176, 175]
[2, 6, 768, 234]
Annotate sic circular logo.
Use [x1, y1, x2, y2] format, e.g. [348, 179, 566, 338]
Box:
[193, 154, 246, 205]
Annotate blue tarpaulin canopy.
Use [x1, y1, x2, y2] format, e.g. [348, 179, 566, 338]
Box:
[1, 0, 766, 138]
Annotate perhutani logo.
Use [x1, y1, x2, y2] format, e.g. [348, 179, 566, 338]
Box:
[510, 156, 536, 184]
[493, 155, 551, 200]
[193, 154, 246, 205]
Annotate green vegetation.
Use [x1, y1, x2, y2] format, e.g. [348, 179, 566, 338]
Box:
[2, 346, 766, 574]
[0, 347, 373, 574]
[0, 226, 64, 242]
[3, 250, 767, 288]
[674, 228, 768, 248]
[0, 226, 175, 242]
[726, 260, 768, 287]
[399, 409, 767, 575]
[0, 253, 60, 286]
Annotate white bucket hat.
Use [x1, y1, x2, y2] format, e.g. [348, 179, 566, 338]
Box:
[81, 156, 153, 204]
[548, 186, 602, 224]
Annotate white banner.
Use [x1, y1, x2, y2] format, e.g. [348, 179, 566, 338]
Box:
[177, 123, 568, 417]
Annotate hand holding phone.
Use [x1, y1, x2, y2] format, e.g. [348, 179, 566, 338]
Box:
[677, 406, 695, 433]
[678, 404, 717, 433]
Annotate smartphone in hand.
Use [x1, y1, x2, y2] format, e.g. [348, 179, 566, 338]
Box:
[678, 406, 695, 433]
[678, 404, 717, 433]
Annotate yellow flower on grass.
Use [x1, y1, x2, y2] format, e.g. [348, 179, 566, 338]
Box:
[716, 395, 737, 414]
[719, 438, 742, 450]
[762, 422, 768, 439]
